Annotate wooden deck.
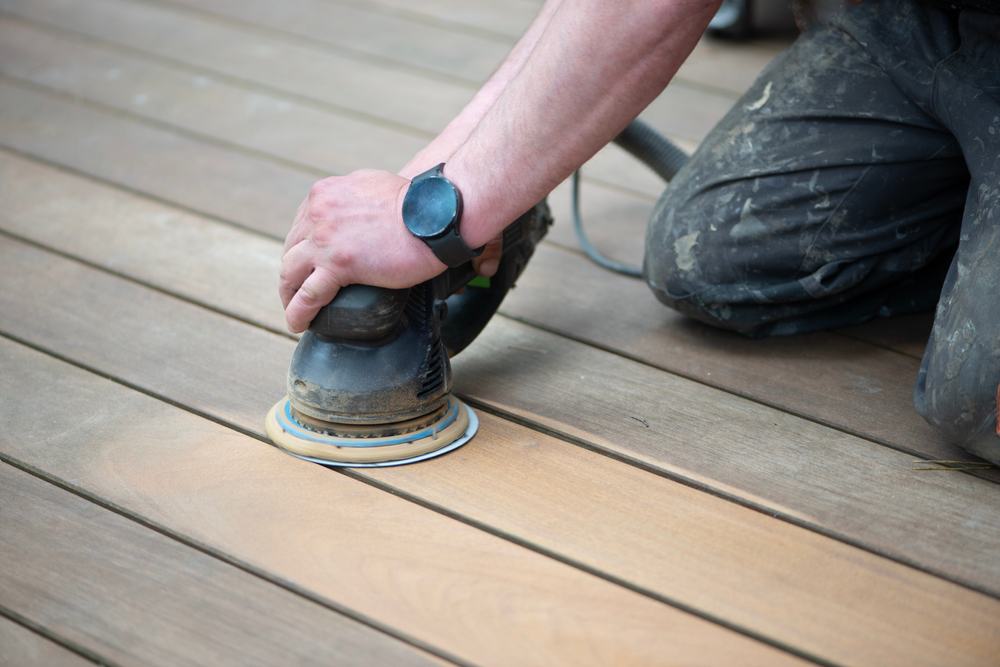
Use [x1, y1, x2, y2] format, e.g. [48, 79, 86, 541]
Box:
[1, 1, 999, 665]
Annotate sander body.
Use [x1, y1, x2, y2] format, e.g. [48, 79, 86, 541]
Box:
[266, 203, 551, 467]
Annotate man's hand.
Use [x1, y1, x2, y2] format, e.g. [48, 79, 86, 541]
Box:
[279, 169, 445, 333]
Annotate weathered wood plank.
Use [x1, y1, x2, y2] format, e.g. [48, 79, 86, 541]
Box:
[0, 616, 92, 667]
[0, 336, 801, 667]
[347, 0, 540, 41]
[0, 82, 972, 468]
[3, 211, 1000, 629]
[0, 0, 471, 136]
[163, 0, 742, 146]
[168, 0, 508, 85]
[0, 462, 443, 667]
[334, 0, 787, 96]
[502, 243, 962, 459]
[0, 79, 307, 237]
[0, 0, 718, 196]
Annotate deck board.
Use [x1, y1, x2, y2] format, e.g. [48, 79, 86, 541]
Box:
[4, 237, 1000, 664]
[0, 337, 802, 667]
[4, 143, 1000, 595]
[0, 617, 92, 667]
[2, 0, 997, 662]
[0, 462, 441, 666]
[0, 77, 956, 464]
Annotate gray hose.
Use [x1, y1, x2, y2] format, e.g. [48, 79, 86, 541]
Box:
[572, 118, 689, 278]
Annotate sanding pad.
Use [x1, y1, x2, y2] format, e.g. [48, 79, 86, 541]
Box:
[264, 394, 478, 467]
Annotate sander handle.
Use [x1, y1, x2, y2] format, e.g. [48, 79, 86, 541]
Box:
[308, 201, 550, 348]
[308, 285, 409, 341]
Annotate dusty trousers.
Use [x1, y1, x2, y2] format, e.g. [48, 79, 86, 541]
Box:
[644, 0, 1000, 462]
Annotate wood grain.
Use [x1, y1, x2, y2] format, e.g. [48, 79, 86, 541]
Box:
[3, 234, 1000, 666]
[0, 337, 800, 667]
[0, 78, 977, 463]
[334, 0, 787, 96]
[3, 149, 997, 587]
[0, 616, 92, 667]
[0, 463, 443, 667]
[0, 0, 716, 197]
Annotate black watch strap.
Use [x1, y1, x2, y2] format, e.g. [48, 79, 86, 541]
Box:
[428, 226, 482, 266]
[409, 163, 482, 267]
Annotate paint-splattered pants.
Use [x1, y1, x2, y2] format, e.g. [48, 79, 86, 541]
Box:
[645, 0, 1000, 462]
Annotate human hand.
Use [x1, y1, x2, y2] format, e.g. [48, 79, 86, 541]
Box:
[279, 169, 446, 333]
[472, 236, 502, 278]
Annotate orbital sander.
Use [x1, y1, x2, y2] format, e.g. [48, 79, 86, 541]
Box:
[266, 203, 551, 467]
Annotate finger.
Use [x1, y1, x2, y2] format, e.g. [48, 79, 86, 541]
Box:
[278, 240, 314, 309]
[285, 266, 343, 333]
[473, 236, 503, 278]
[283, 200, 310, 252]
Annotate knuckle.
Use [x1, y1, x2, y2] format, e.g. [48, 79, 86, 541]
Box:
[328, 244, 354, 267]
[307, 179, 329, 200]
[297, 284, 321, 306]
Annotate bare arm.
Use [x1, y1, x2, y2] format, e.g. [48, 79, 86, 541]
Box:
[279, 0, 720, 333]
[400, 0, 565, 178]
[449, 0, 720, 248]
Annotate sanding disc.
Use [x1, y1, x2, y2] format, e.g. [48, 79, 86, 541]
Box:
[264, 394, 478, 468]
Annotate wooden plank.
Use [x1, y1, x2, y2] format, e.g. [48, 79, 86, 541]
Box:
[335, 0, 787, 97]
[502, 243, 966, 460]
[0, 339, 801, 667]
[167, 0, 509, 85]
[0, 12, 665, 200]
[161, 0, 740, 145]
[0, 222, 998, 661]
[0, 463, 443, 667]
[838, 312, 932, 359]
[0, 78, 307, 238]
[0, 80, 975, 470]
[0, 616, 92, 667]
[0, 0, 720, 196]
[347, 0, 540, 41]
[0, 0, 472, 137]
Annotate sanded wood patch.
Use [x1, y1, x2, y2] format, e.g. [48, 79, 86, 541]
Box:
[2, 236, 1000, 664]
[0, 462, 442, 666]
[0, 337, 801, 667]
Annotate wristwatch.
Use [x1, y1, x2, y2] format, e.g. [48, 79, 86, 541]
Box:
[402, 163, 482, 267]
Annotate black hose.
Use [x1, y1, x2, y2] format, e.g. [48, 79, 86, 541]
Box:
[572, 118, 690, 278]
[613, 118, 690, 182]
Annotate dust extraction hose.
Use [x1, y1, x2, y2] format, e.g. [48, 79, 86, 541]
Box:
[572, 117, 690, 277]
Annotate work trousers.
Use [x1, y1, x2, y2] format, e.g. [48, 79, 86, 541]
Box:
[645, 0, 1000, 462]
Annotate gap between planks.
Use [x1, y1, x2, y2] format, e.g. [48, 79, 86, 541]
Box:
[0, 76, 968, 470]
[0, 608, 100, 667]
[1, 234, 1000, 664]
[0, 459, 450, 667]
[0, 8, 920, 358]
[0, 334, 809, 667]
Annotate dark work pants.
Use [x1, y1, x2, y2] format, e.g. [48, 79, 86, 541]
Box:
[644, 0, 1000, 462]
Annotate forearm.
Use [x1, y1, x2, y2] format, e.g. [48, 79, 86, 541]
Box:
[449, 0, 721, 247]
[400, 0, 564, 177]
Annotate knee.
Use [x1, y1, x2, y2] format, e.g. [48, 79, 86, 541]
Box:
[643, 190, 758, 335]
[915, 356, 1000, 464]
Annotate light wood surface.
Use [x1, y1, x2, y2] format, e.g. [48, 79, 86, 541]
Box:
[0, 337, 802, 667]
[0, 462, 443, 667]
[0, 69, 959, 465]
[3, 152, 999, 601]
[0, 617, 92, 667]
[3, 229, 1000, 666]
[2, 0, 996, 663]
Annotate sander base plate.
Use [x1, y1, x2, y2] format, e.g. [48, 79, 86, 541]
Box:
[264, 395, 478, 468]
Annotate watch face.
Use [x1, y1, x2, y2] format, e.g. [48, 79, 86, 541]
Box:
[403, 176, 460, 238]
